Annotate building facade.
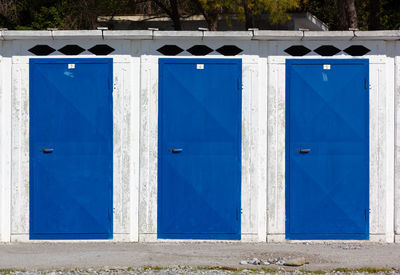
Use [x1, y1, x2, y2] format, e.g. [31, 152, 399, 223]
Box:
[0, 30, 398, 243]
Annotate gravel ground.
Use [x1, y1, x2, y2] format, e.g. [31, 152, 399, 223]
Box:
[1, 267, 400, 275]
[1, 242, 400, 273]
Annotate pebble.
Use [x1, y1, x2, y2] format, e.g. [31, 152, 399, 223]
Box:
[248, 258, 261, 265]
[239, 261, 247, 265]
[328, 243, 363, 250]
[283, 257, 307, 266]
[268, 258, 278, 264]
[276, 259, 286, 265]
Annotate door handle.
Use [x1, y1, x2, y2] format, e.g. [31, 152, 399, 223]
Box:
[40, 148, 54, 153]
[170, 148, 183, 153]
[297, 148, 311, 153]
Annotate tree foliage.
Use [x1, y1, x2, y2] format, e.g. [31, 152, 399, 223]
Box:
[303, 0, 400, 30]
[189, 0, 301, 31]
[0, 0, 399, 30]
[233, 0, 301, 29]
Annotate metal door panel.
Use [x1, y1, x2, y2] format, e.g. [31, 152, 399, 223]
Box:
[30, 58, 113, 239]
[286, 59, 369, 240]
[158, 59, 241, 240]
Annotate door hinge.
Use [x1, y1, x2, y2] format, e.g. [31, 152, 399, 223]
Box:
[364, 208, 368, 221]
[237, 78, 241, 91]
[364, 79, 368, 90]
[236, 208, 242, 221]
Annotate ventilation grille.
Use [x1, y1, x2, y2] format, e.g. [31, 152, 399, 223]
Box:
[157, 45, 184, 56]
[28, 43, 371, 57]
[187, 45, 213, 56]
[58, 45, 85, 55]
[284, 45, 371, 57]
[314, 45, 341, 56]
[28, 45, 56, 56]
[88, 44, 115, 55]
[284, 45, 311, 56]
[157, 44, 243, 56]
[343, 45, 371, 56]
[28, 44, 115, 56]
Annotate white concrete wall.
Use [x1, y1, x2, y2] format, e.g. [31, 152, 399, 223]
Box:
[0, 31, 398, 242]
[0, 42, 12, 242]
[394, 44, 400, 243]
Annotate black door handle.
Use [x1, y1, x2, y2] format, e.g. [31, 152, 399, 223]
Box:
[297, 148, 311, 153]
[40, 148, 54, 153]
[170, 148, 183, 153]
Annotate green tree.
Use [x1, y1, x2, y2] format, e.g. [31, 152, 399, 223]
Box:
[303, 0, 400, 30]
[237, 0, 302, 29]
[2, 0, 400, 31]
[190, 0, 302, 31]
[369, 0, 400, 29]
[190, 0, 227, 31]
[150, 0, 182, 30]
[31, 5, 64, 29]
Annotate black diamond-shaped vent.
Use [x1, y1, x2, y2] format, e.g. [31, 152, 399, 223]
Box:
[314, 45, 341, 56]
[88, 44, 115, 55]
[58, 45, 85, 55]
[216, 45, 243, 56]
[157, 45, 183, 56]
[187, 45, 213, 56]
[284, 45, 311, 56]
[28, 45, 56, 56]
[344, 45, 370, 56]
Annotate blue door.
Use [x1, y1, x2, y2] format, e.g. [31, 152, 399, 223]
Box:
[286, 59, 369, 240]
[30, 58, 113, 239]
[158, 59, 242, 240]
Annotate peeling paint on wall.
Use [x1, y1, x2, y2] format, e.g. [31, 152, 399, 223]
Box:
[0, 32, 398, 242]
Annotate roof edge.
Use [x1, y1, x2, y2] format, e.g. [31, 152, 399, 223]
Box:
[0, 30, 399, 41]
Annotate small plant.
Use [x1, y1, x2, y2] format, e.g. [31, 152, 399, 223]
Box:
[334, 267, 394, 274]
[334, 268, 353, 273]
[261, 267, 279, 273]
[298, 269, 326, 274]
[142, 265, 164, 271]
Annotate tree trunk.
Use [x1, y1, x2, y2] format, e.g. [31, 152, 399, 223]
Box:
[206, 13, 219, 31]
[345, 0, 358, 29]
[336, 0, 347, 30]
[335, 0, 358, 30]
[189, 0, 219, 31]
[169, 0, 182, 30]
[243, 0, 254, 30]
[368, 0, 380, 30]
[151, 0, 182, 30]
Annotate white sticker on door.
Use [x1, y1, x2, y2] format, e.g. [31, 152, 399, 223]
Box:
[68, 64, 75, 69]
[323, 64, 331, 70]
[197, 64, 204, 70]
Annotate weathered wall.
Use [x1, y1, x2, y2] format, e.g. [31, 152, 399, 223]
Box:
[394, 44, 400, 243]
[0, 30, 398, 242]
[0, 41, 12, 242]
